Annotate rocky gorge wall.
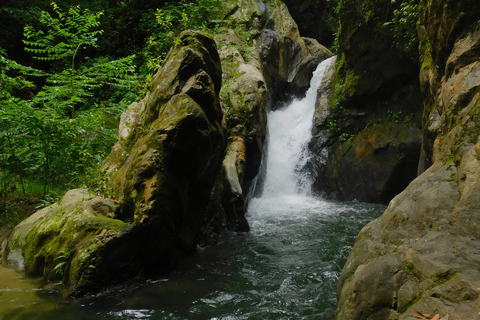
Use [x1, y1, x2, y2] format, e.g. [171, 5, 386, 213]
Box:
[198, 0, 331, 242]
[335, 0, 480, 319]
[309, 0, 424, 204]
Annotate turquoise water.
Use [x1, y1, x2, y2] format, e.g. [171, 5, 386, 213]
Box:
[1, 197, 384, 320]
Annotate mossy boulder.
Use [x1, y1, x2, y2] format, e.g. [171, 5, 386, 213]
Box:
[101, 30, 226, 248]
[3, 189, 127, 293]
[3, 30, 228, 295]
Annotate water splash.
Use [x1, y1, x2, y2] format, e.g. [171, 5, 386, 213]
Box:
[259, 56, 335, 198]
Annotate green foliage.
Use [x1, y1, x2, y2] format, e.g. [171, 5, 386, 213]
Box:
[23, 3, 104, 62]
[23, 2, 137, 117]
[383, 0, 419, 55]
[80, 167, 115, 199]
[327, 119, 340, 134]
[385, 110, 414, 124]
[329, 54, 349, 110]
[339, 132, 353, 142]
[404, 262, 414, 272]
[54, 250, 71, 278]
[0, 204, 22, 228]
[219, 79, 235, 121]
[140, 0, 225, 73]
[1, 3, 138, 221]
[35, 192, 60, 209]
[386, 110, 402, 122]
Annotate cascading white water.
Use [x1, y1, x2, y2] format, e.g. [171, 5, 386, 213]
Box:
[249, 56, 335, 214]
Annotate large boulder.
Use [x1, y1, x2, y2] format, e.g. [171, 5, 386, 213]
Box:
[336, 0, 480, 318]
[3, 30, 227, 295]
[311, 0, 423, 204]
[3, 189, 127, 292]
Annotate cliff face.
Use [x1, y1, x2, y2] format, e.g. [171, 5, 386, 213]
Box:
[281, 0, 337, 49]
[311, 0, 423, 204]
[336, 0, 480, 318]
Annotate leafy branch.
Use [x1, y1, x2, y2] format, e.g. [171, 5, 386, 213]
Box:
[1, 3, 138, 204]
[23, 2, 136, 118]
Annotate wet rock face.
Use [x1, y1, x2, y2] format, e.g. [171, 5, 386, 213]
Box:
[336, 0, 480, 319]
[281, 0, 336, 47]
[418, 0, 480, 171]
[3, 30, 227, 295]
[310, 0, 423, 204]
[256, 2, 332, 106]
[325, 123, 422, 203]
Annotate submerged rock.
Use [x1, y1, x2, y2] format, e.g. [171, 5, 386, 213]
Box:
[336, 0, 480, 318]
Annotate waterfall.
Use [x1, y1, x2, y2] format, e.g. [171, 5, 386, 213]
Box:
[1, 54, 386, 320]
[252, 57, 335, 207]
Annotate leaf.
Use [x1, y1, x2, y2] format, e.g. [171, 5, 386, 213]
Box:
[414, 312, 432, 319]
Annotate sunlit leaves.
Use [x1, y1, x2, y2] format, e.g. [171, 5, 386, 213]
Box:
[23, 2, 104, 62]
[141, 0, 225, 73]
[1, 3, 138, 199]
[383, 0, 419, 55]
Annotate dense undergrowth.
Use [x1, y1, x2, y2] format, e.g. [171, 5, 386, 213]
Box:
[0, 0, 227, 228]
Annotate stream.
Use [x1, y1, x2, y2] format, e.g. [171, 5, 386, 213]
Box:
[0, 57, 385, 319]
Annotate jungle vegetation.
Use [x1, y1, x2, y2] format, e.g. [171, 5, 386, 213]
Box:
[0, 0, 418, 229]
[0, 0, 225, 228]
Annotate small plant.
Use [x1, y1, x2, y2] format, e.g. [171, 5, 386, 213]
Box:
[327, 119, 340, 133]
[53, 250, 71, 279]
[339, 132, 353, 142]
[386, 110, 402, 122]
[404, 262, 414, 272]
[84, 169, 115, 199]
[383, 0, 419, 55]
[403, 113, 414, 123]
[35, 193, 60, 210]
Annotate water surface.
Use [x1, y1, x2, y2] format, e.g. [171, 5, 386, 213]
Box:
[1, 198, 384, 320]
[0, 57, 385, 319]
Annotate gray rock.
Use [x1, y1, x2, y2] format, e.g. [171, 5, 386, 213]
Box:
[336, 1, 480, 317]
